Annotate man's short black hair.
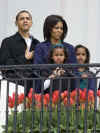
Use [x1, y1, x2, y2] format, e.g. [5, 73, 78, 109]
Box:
[16, 10, 32, 21]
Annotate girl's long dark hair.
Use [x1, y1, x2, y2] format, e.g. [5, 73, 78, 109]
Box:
[75, 44, 90, 63]
[75, 44, 90, 71]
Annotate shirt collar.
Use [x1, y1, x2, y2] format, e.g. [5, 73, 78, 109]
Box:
[15, 32, 34, 41]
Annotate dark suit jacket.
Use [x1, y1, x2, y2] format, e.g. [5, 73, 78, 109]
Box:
[0, 32, 40, 65]
[0, 32, 40, 79]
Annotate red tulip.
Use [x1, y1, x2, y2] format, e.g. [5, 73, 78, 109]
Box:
[61, 92, 65, 100]
[70, 97, 75, 105]
[12, 92, 15, 102]
[8, 96, 14, 108]
[88, 90, 94, 103]
[18, 93, 24, 104]
[97, 90, 100, 97]
[63, 97, 67, 105]
[52, 95, 59, 104]
[79, 89, 83, 97]
[83, 88, 87, 93]
[61, 91, 68, 100]
[28, 91, 32, 101]
[88, 90, 94, 97]
[44, 94, 50, 103]
[80, 91, 86, 102]
[52, 90, 59, 104]
[8, 102, 14, 108]
[70, 89, 77, 99]
[8, 96, 12, 103]
[34, 94, 41, 103]
[53, 90, 59, 98]
[63, 97, 75, 106]
[43, 98, 48, 106]
[29, 88, 34, 93]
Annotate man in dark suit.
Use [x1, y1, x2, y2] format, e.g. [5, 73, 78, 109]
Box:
[0, 10, 40, 95]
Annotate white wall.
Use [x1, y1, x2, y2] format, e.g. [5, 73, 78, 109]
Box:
[0, 0, 8, 44]
[88, 0, 100, 62]
[61, 0, 88, 46]
[2, 0, 61, 42]
[0, 0, 100, 62]
[61, 0, 100, 63]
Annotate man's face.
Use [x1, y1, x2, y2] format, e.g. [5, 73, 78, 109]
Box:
[16, 12, 32, 32]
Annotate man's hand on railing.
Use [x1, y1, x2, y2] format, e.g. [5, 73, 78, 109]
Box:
[25, 48, 34, 60]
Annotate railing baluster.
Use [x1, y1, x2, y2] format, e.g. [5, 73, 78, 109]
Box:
[84, 78, 89, 133]
[5, 80, 9, 133]
[22, 79, 27, 133]
[13, 80, 18, 133]
[66, 78, 70, 133]
[30, 79, 35, 133]
[57, 78, 62, 133]
[75, 78, 80, 133]
[40, 79, 44, 133]
[93, 78, 97, 133]
[48, 79, 53, 133]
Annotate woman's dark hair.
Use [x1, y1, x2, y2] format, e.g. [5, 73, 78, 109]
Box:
[43, 15, 68, 42]
[48, 44, 68, 64]
[75, 44, 90, 63]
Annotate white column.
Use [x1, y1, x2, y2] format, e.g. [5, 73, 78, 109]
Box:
[0, 0, 8, 46]
[61, 0, 100, 62]
[60, 0, 88, 46]
[88, 0, 100, 62]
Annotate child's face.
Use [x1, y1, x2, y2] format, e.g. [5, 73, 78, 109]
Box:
[76, 48, 87, 64]
[52, 48, 65, 64]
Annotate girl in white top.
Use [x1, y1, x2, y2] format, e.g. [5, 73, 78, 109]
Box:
[43, 44, 75, 93]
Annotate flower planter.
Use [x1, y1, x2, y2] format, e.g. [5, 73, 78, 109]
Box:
[2, 89, 100, 133]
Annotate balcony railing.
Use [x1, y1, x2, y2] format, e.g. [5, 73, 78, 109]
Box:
[0, 64, 100, 133]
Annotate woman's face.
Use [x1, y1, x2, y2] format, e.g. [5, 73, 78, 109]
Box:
[52, 48, 65, 64]
[76, 48, 87, 64]
[51, 21, 63, 41]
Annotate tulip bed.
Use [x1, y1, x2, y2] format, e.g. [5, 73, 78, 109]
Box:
[2, 88, 100, 133]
